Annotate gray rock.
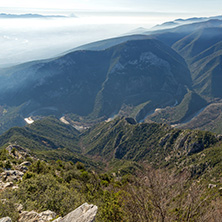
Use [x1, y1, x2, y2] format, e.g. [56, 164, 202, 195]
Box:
[19, 210, 56, 222]
[0, 217, 12, 222]
[15, 165, 28, 173]
[0, 170, 24, 182]
[19, 210, 39, 222]
[15, 203, 23, 212]
[0, 181, 14, 190]
[53, 217, 63, 222]
[38, 210, 56, 221]
[20, 161, 31, 167]
[59, 203, 98, 222]
[6, 145, 31, 160]
[208, 184, 217, 189]
[15, 161, 31, 173]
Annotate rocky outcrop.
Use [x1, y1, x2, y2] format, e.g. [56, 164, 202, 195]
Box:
[0, 217, 12, 222]
[16, 203, 97, 222]
[0, 170, 24, 182]
[6, 145, 31, 160]
[208, 184, 217, 189]
[19, 210, 56, 222]
[0, 181, 14, 190]
[56, 203, 98, 222]
[158, 129, 218, 156]
[14, 161, 31, 173]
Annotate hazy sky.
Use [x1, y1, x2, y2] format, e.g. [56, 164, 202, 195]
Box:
[1, 0, 222, 15]
[0, 0, 221, 67]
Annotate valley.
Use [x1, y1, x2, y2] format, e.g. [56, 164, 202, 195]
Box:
[0, 116, 222, 221]
[1, 17, 222, 134]
[1, 12, 222, 221]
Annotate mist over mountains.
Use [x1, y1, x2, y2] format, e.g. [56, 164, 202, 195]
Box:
[0, 11, 171, 68]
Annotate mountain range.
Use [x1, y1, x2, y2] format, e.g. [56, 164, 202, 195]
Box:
[0, 16, 222, 134]
[1, 15, 222, 221]
[0, 13, 68, 19]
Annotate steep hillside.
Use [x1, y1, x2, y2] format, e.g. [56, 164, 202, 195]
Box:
[189, 41, 222, 97]
[0, 105, 25, 135]
[0, 116, 219, 169]
[0, 50, 112, 117]
[152, 20, 222, 100]
[81, 117, 218, 166]
[179, 102, 222, 133]
[92, 39, 191, 118]
[145, 90, 207, 125]
[0, 39, 191, 129]
[143, 19, 222, 130]
[172, 27, 222, 61]
[0, 116, 221, 221]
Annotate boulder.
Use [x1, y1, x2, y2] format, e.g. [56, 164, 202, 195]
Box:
[15, 203, 23, 213]
[53, 217, 63, 222]
[38, 210, 56, 221]
[208, 184, 217, 189]
[0, 217, 12, 222]
[0, 181, 14, 190]
[19, 210, 56, 222]
[58, 203, 98, 222]
[19, 210, 39, 222]
[20, 161, 31, 167]
[0, 177, 19, 190]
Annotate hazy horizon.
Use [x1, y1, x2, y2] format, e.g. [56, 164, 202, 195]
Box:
[0, 6, 221, 67]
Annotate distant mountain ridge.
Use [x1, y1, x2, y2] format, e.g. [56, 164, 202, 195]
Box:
[0, 17, 222, 133]
[0, 38, 191, 124]
[0, 13, 69, 19]
[151, 15, 222, 30]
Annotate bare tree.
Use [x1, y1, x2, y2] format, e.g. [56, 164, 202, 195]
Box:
[121, 166, 221, 222]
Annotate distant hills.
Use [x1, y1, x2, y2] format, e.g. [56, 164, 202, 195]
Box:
[151, 15, 222, 30]
[0, 13, 69, 19]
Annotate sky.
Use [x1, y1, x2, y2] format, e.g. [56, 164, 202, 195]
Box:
[0, 0, 221, 15]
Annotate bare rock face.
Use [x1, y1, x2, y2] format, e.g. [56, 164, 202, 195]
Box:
[0, 181, 13, 190]
[0, 217, 12, 222]
[19, 210, 56, 222]
[57, 203, 98, 222]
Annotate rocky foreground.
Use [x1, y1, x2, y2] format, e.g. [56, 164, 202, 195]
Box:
[0, 145, 98, 222]
[0, 202, 98, 222]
